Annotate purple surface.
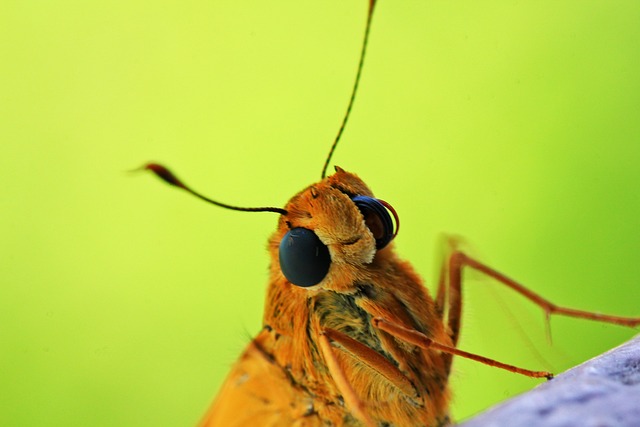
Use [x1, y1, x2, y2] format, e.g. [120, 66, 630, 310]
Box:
[458, 335, 640, 427]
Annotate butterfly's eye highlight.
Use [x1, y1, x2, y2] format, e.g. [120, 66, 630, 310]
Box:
[352, 196, 398, 250]
[279, 228, 331, 288]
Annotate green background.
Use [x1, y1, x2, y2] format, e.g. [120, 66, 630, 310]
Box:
[2, 0, 640, 425]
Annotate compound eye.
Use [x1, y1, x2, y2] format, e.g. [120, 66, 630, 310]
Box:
[278, 227, 331, 287]
[352, 196, 398, 249]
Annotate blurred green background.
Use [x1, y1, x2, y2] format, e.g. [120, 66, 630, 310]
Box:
[2, 0, 639, 425]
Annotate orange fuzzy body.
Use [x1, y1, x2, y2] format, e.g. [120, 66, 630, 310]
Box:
[200, 168, 452, 427]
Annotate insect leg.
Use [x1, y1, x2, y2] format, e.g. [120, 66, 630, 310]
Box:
[444, 250, 640, 373]
[318, 332, 376, 427]
[434, 263, 447, 319]
[373, 318, 552, 378]
[322, 328, 418, 398]
[447, 251, 640, 342]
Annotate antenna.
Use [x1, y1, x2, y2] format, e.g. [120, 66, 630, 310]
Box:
[320, 0, 377, 179]
[139, 163, 288, 215]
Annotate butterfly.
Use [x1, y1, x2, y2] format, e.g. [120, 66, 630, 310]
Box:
[142, 1, 640, 425]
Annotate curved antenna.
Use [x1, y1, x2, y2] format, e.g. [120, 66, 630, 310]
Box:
[140, 163, 288, 215]
[321, 0, 377, 179]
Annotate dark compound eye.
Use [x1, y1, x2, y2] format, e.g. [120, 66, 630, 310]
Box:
[352, 195, 398, 250]
[279, 227, 331, 287]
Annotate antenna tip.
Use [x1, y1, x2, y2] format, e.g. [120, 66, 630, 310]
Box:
[135, 162, 186, 189]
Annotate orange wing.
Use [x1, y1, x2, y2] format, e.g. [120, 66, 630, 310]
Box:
[198, 331, 324, 427]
